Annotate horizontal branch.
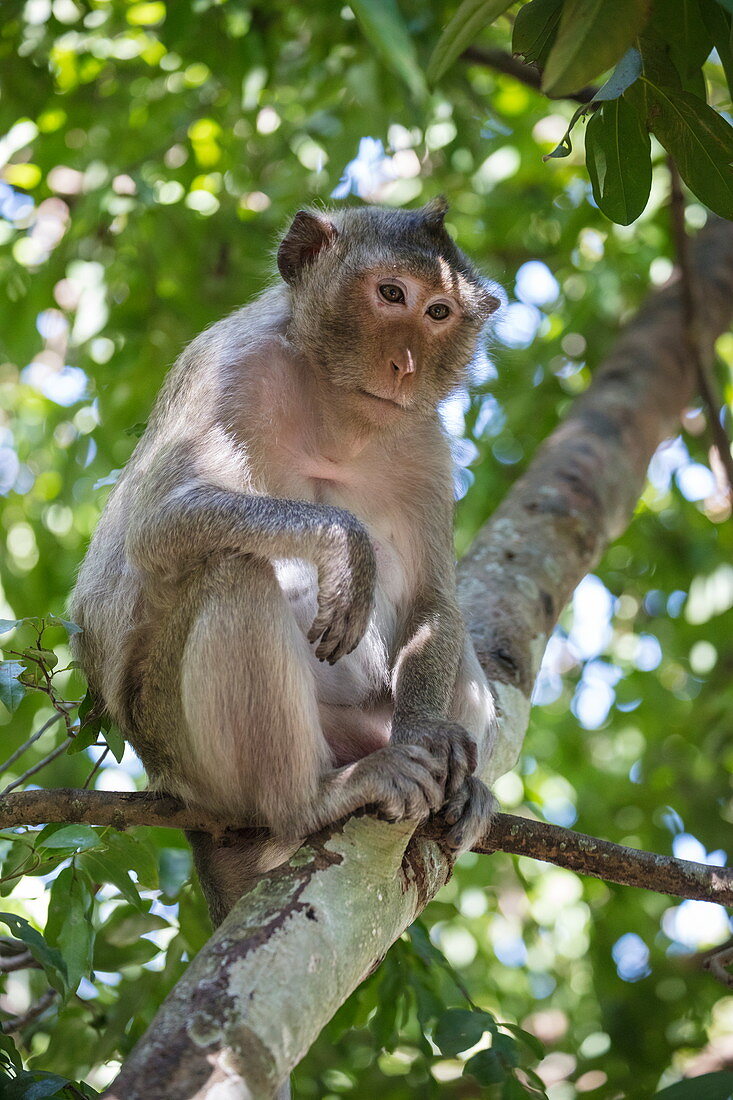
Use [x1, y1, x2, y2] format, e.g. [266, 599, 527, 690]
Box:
[1, 788, 729, 906]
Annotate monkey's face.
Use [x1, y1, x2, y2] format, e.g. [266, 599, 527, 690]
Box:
[279, 204, 501, 434]
[295, 265, 498, 432]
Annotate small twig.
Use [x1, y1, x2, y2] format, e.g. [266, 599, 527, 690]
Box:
[669, 160, 733, 500]
[705, 944, 733, 988]
[0, 949, 39, 973]
[0, 789, 730, 907]
[460, 45, 598, 103]
[83, 747, 109, 789]
[0, 713, 64, 776]
[1, 987, 56, 1033]
[0, 738, 74, 796]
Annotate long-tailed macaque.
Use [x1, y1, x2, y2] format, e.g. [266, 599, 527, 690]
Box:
[70, 199, 501, 924]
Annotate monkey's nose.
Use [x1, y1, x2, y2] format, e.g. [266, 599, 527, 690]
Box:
[390, 349, 415, 378]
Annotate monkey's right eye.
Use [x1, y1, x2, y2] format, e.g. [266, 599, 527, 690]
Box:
[379, 283, 405, 304]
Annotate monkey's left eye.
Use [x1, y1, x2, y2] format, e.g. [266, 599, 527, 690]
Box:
[379, 283, 405, 303]
[427, 302, 451, 321]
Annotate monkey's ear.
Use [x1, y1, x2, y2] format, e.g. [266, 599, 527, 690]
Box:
[478, 281, 504, 319]
[277, 211, 339, 284]
[420, 195, 449, 231]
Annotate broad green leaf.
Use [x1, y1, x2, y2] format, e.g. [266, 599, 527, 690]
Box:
[0, 618, 24, 634]
[433, 1008, 494, 1056]
[542, 0, 650, 97]
[0, 911, 67, 992]
[0, 660, 25, 713]
[5, 1072, 74, 1100]
[48, 613, 83, 636]
[104, 830, 158, 889]
[648, 0, 713, 90]
[103, 725, 126, 763]
[45, 867, 94, 992]
[644, 81, 733, 218]
[586, 97, 652, 223]
[158, 847, 192, 898]
[465, 1047, 506, 1085]
[594, 47, 643, 102]
[37, 824, 101, 851]
[501, 1022, 546, 1060]
[99, 904, 169, 947]
[653, 1071, 733, 1098]
[78, 850, 146, 910]
[66, 721, 99, 755]
[512, 0, 563, 66]
[699, 0, 733, 98]
[349, 0, 426, 99]
[0, 1031, 22, 1071]
[427, 0, 514, 85]
[93, 933, 160, 971]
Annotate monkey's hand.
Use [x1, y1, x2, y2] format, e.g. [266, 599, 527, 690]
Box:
[308, 517, 377, 664]
[439, 775, 497, 853]
[356, 743, 448, 823]
[392, 718, 478, 802]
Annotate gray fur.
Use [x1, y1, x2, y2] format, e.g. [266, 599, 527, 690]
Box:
[70, 201, 500, 925]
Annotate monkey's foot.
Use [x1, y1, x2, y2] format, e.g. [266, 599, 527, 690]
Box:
[439, 775, 496, 854]
[359, 743, 447, 824]
[393, 719, 477, 798]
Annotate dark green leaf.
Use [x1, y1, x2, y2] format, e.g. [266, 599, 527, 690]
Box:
[653, 1071, 733, 1099]
[501, 1023, 546, 1060]
[78, 850, 145, 911]
[5, 1071, 74, 1100]
[434, 1008, 493, 1056]
[543, 0, 650, 97]
[66, 722, 99, 755]
[102, 726, 126, 763]
[37, 825, 100, 851]
[93, 933, 160, 971]
[586, 96, 652, 223]
[644, 82, 733, 217]
[158, 847, 192, 898]
[98, 904, 169, 947]
[428, 0, 514, 85]
[0, 912, 67, 992]
[349, 0, 426, 98]
[512, 0, 563, 67]
[45, 868, 94, 992]
[465, 1047, 506, 1085]
[699, 0, 733, 94]
[0, 660, 26, 713]
[104, 831, 158, 890]
[0, 1031, 22, 1071]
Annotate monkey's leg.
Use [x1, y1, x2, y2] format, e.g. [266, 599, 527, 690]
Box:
[439, 636, 498, 852]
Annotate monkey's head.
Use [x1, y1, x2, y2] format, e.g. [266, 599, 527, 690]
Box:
[277, 200, 501, 431]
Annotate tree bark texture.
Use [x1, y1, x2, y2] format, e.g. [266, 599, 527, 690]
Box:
[105, 221, 733, 1100]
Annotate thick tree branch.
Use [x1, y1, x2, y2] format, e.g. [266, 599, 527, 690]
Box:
[102, 219, 733, 1100]
[1, 788, 731, 905]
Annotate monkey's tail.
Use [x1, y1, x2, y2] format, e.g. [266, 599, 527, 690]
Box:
[186, 828, 301, 928]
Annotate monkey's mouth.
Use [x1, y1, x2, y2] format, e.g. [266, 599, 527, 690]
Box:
[357, 388, 405, 409]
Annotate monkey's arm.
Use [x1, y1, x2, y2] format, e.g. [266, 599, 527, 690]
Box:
[126, 477, 376, 663]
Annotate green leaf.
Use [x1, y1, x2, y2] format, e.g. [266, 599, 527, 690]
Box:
[66, 722, 99, 755]
[594, 47, 643, 102]
[5, 1071, 75, 1100]
[465, 1047, 506, 1085]
[349, 0, 427, 99]
[427, 0, 514, 85]
[104, 830, 158, 890]
[99, 904, 169, 947]
[0, 660, 26, 713]
[158, 847, 192, 898]
[653, 1072, 733, 1099]
[0, 1031, 22, 1071]
[512, 0, 563, 67]
[78, 850, 146, 910]
[45, 867, 94, 992]
[501, 1022, 546, 1060]
[0, 911, 67, 992]
[586, 96, 652, 223]
[93, 933, 160, 972]
[433, 1008, 493, 1056]
[0, 618, 25, 634]
[37, 824, 101, 851]
[103, 725, 126, 763]
[644, 82, 733, 218]
[48, 614, 83, 637]
[542, 0, 650, 97]
[699, 0, 733, 95]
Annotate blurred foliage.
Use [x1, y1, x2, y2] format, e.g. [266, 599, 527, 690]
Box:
[0, 0, 732, 1097]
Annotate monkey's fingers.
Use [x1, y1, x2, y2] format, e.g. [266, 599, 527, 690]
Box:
[369, 745, 446, 822]
[441, 776, 496, 854]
